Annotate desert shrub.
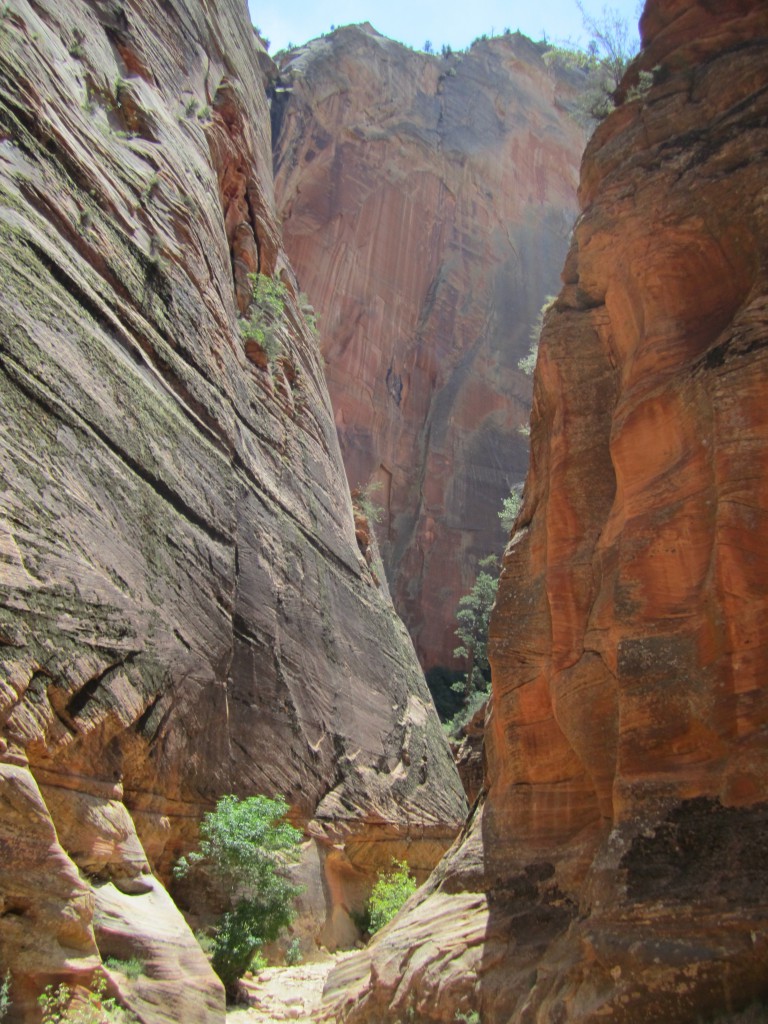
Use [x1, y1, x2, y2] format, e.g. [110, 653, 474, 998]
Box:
[239, 273, 287, 364]
[518, 295, 556, 378]
[103, 957, 143, 980]
[174, 794, 302, 996]
[544, 3, 640, 123]
[367, 860, 417, 934]
[444, 686, 490, 738]
[38, 976, 136, 1024]
[285, 937, 303, 966]
[352, 480, 383, 524]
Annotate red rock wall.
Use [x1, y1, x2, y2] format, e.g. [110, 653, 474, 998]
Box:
[272, 27, 585, 669]
[322, 2, 768, 1020]
[0, 2, 465, 1020]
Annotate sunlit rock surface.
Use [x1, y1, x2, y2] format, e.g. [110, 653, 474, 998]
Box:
[0, 1, 465, 1019]
[322, 1, 768, 1020]
[272, 26, 586, 669]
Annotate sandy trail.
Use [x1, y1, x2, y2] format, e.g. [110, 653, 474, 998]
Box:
[227, 954, 354, 1023]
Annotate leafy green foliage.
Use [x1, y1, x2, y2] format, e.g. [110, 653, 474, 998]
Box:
[367, 860, 417, 934]
[455, 1012, 481, 1024]
[238, 273, 288, 364]
[38, 976, 136, 1024]
[175, 794, 303, 995]
[498, 487, 522, 534]
[452, 554, 498, 695]
[446, 544, 507, 736]
[0, 972, 11, 1023]
[285, 937, 303, 966]
[103, 957, 143, 980]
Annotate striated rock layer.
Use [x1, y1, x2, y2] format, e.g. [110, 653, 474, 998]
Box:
[322, 1, 768, 1020]
[0, 1, 465, 1020]
[272, 27, 585, 669]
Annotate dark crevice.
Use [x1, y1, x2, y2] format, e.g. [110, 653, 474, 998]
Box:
[66, 653, 137, 717]
[134, 693, 162, 734]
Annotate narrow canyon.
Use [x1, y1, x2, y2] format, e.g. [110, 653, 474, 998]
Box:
[0, 0, 767, 1023]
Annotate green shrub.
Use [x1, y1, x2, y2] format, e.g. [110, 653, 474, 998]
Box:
[103, 957, 143, 980]
[498, 487, 522, 534]
[285, 937, 303, 966]
[174, 794, 302, 996]
[367, 860, 417, 934]
[239, 273, 288, 365]
[38, 975, 136, 1024]
[352, 480, 383, 524]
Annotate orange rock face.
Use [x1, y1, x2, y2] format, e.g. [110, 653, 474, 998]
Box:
[272, 27, 586, 669]
[323, 1, 768, 1020]
[0, 2, 464, 1019]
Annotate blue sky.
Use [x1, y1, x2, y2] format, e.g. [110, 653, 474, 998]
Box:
[247, 1, 643, 56]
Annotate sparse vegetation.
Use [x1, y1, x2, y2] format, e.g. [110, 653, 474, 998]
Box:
[367, 860, 417, 934]
[239, 272, 288, 367]
[498, 486, 522, 534]
[544, 3, 641, 123]
[451, 553, 498, 705]
[0, 971, 11, 1023]
[284, 937, 303, 966]
[518, 295, 556, 377]
[174, 794, 302, 996]
[103, 957, 144, 980]
[353, 480, 383, 524]
[38, 975, 136, 1024]
[455, 1011, 481, 1024]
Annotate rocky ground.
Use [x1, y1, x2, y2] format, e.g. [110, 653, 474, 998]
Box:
[228, 954, 355, 1024]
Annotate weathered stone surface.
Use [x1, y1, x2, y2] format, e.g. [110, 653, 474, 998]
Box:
[452, 701, 486, 806]
[272, 27, 586, 669]
[322, 1, 768, 1020]
[0, 0, 465, 1018]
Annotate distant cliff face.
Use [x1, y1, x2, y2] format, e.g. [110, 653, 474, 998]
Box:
[272, 27, 585, 669]
[0, 2, 465, 1020]
[322, 1, 768, 1020]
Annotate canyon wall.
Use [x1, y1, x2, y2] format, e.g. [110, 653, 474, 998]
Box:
[323, 0, 768, 1020]
[272, 27, 586, 669]
[0, 1, 465, 1020]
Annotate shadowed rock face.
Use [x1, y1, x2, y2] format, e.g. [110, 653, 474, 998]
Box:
[272, 26, 586, 669]
[0, 1, 465, 1019]
[321, 1, 768, 1020]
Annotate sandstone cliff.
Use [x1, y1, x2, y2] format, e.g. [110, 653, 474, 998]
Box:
[323, 1, 768, 1020]
[0, 1, 465, 1020]
[272, 27, 586, 669]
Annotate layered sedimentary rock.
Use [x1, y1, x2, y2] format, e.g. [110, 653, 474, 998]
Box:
[323, 1, 768, 1020]
[0, 1, 465, 1020]
[272, 27, 585, 669]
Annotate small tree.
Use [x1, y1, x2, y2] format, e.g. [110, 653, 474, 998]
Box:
[175, 794, 302, 996]
[544, 4, 640, 122]
[367, 860, 417, 934]
[498, 487, 522, 534]
[452, 554, 499, 705]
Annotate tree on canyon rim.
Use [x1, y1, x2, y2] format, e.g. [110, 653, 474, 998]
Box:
[544, 3, 641, 122]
